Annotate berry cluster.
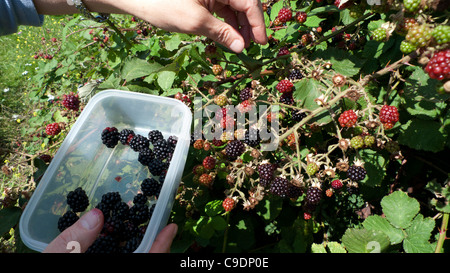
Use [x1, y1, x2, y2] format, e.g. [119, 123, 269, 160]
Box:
[61, 93, 80, 111]
[46, 123, 61, 136]
[379, 105, 400, 130]
[100, 127, 178, 177]
[424, 49, 450, 81]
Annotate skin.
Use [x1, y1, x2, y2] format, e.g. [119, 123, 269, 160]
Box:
[31, 0, 268, 53]
[43, 208, 178, 253]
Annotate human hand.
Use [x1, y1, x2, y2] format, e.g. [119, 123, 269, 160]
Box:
[43, 208, 178, 253]
[116, 0, 268, 53]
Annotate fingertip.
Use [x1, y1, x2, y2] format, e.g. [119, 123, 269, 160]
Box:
[229, 39, 245, 53]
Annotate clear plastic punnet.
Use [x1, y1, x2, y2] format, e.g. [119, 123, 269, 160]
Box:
[19, 90, 192, 253]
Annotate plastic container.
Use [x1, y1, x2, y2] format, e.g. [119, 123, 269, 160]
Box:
[19, 90, 192, 252]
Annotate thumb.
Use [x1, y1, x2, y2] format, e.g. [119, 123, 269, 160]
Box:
[201, 14, 245, 53]
[43, 208, 104, 253]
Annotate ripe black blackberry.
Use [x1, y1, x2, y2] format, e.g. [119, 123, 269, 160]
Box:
[121, 235, 143, 253]
[270, 176, 289, 198]
[288, 69, 303, 81]
[95, 202, 111, 218]
[244, 129, 261, 147]
[306, 186, 322, 205]
[138, 147, 155, 166]
[279, 92, 294, 105]
[66, 187, 89, 213]
[346, 165, 367, 181]
[286, 183, 303, 199]
[129, 203, 150, 225]
[259, 177, 272, 188]
[101, 127, 119, 148]
[147, 158, 168, 176]
[153, 139, 172, 160]
[101, 215, 125, 238]
[148, 130, 164, 144]
[257, 162, 274, 180]
[57, 210, 79, 232]
[141, 178, 162, 197]
[85, 235, 120, 253]
[111, 201, 130, 221]
[225, 140, 245, 160]
[99, 192, 122, 212]
[291, 110, 307, 122]
[167, 135, 178, 148]
[129, 134, 149, 152]
[239, 87, 253, 101]
[118, 129, 135, 145]
[133, 193, 148, 205]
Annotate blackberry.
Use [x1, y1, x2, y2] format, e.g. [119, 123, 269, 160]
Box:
[129, 134, 149, 152]
[85, 235, 120, 253]
[167, 135, 178, 148]
[400, 40, 417, 54]
[270, 176, 289, 198]
[132, 194, 147, 206]
[403, 0, 420, 13]
[95, 202, 111, 218]
[118, 129, 135, 145]
[432, 25, 450, 45]
[346, 165, 367, 181]
[153, 139, 172, 160]
[305, 186, 322, 205]
[279, 92, 294, 105]
[138, 147, 155, 166]
[288, 69, 303, 81]
[259, 178, 272, 188]
[239, 87, 253, 101]
[122, 221, 140, 241]
[371, 27, 387, 42]
[101, 127, 119, 148]
[225, 140, 245, 160]
[100, 192, 122, 211]
[141, 178, 162, 197]
[291, 110, 307, 122]
[257, 163, 274, 180]
[244, 129, 261, 147]
[121, 236, 143, 253]
[286, 183, 303, 199]
[57, 210, 79, 232]
[101, 215, 125, 238]
[66, 187, 89, 213]
[129, 203, 150, 225]
[111, 201, 130, 221]
[148, 203, 156, 219]
[406, 24, 432, 48]
[147, 158, 168, 176]
[148, 130, 164, 144]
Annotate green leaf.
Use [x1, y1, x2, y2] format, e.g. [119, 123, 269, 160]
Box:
[341, 228, 391, 253]
[304, 16, 326, 28]
[256, 198, 283, 221]
[311, 47, 364, 77]
[210, 215, 227, 231]
[359, 149, 387, 187]
[311, 243, 327, 253]
[381, 191, 420, 229]
[398, 119, 446, 153]
[205, 200, 224, 217]
[363, 215, 404, 245]
[0, 207, 22, 236]
[53, 110, 68, 123]
[157, 70, 176, 91]
[189, 45, 213, 73]
[403, 215, 435, 253]
[121, 58, 162, 82]
[327, 241, 347, 253]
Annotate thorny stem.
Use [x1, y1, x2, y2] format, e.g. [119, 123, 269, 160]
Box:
[435, 213, 449, 253]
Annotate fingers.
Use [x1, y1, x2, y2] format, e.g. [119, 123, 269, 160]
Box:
[43, 208, 104, 253]
[149, 223, 178, 253]
[216, 0, 267, 45]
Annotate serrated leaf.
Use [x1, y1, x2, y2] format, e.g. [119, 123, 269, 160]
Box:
[363, 215, 404, 244]
[304, 16, 325, 28]
[311, 243, 327, 253]
[121, 58, 162, 81]
[381, 191, 420, 229]
[398, 119, 446, 153]
[359, 149, 387, 187]
[342, 228, 391, 253]
[157, 70, 176, 91]
[403, 214, 435, 253]
[327, 241, 347, 253]
[189, 45, 213, 73]
[293, 78, 323, 111]
[311, 48, 363, 77]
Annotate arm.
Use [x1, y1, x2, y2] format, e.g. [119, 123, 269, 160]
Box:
[31, 0, 268, 53]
